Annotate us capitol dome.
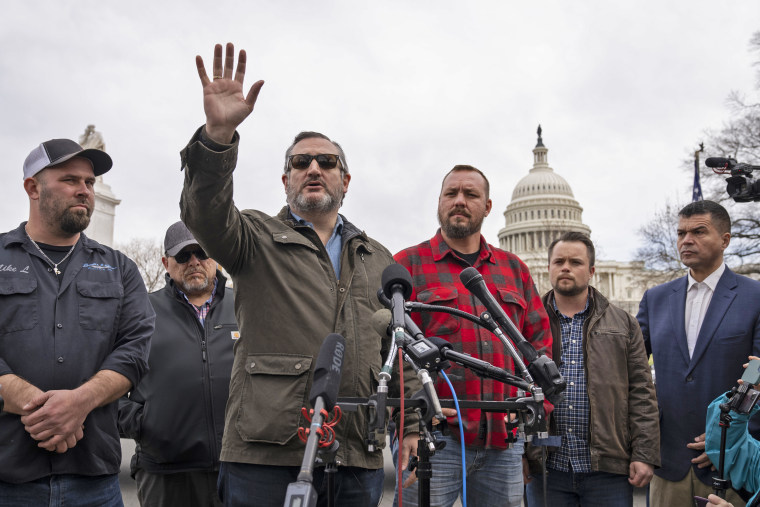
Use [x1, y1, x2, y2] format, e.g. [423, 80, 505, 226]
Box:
[497, 126, 643, 314]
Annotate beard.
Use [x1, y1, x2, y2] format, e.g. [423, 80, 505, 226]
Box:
[286, 176, 344, 215]
[553, 279, 588, 297]
[180, 271, 210, 296]
[39, 186, 92, 234]
[438, 206, 485, 239]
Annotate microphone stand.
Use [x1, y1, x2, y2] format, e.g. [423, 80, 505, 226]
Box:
[284, 396, 333, 507]
[364, 292, 556, 507]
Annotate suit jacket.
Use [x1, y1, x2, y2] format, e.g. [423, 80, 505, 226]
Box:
[637, 267, 760, 484]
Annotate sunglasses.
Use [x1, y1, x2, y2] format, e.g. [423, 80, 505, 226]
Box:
[174, 249, 209, 264]
[288, 154, 341, 171]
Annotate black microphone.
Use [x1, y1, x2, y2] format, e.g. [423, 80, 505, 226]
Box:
[309, 333, 346, 411]
[459, 267, 538, 362]
[459, 267, 566, 404]
[706, 157, 731, 168]
[285, 334, 346, 506]
[427, 337, 531, 390]
[382, 264, 413, 332]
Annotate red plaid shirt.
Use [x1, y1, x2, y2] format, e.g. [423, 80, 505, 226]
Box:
[394, 230, 552, 449]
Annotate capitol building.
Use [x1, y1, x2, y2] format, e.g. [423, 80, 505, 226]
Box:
[498, 127, 645, 315]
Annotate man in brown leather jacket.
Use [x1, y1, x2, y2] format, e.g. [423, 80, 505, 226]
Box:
[525, 231, 659, 506]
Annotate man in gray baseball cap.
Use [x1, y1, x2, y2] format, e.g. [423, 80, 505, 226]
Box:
[0, 138, 154, 506]
[120, 221, 235, 506]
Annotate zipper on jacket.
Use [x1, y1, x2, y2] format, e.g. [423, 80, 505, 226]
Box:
[201, 340, 207, 361]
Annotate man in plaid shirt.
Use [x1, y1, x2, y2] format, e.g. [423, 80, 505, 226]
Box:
[393, 165, 552, 507]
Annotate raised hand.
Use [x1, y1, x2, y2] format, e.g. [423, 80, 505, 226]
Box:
[195, 42, 264, 144]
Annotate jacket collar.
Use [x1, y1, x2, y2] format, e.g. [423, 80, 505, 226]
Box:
[542, 285, 608, 316]
[542, 286, 608, 361]
[276, 206, 369, 248]
[430, 229, 494, 266]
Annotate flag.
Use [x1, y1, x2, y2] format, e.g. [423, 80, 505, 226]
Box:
[693, 154, 703, 202]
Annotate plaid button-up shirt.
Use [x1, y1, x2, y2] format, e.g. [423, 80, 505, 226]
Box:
[394, 230, 552, 449]
[546, 295, 592, 472]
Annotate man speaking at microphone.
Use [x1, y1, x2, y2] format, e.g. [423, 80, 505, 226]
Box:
[179, 43, 420, 507]
[394, 165, 552, 506]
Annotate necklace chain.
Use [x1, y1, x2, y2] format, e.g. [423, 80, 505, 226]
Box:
[24, 228, 77, 276]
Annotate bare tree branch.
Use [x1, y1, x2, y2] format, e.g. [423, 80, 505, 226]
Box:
[637, 30, 760, 281]
[116, 238, 166, 292]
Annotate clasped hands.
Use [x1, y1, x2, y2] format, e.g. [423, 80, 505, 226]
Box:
[20, 388, 88, 454]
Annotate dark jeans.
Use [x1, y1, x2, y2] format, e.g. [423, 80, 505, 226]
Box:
[217, 462, 384, 507]
[135, 469, 222, 507]
[526, 467, 633, 507]
[0, 474, 122, 507]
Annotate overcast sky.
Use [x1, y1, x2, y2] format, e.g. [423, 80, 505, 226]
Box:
[1, 1, 757, 262]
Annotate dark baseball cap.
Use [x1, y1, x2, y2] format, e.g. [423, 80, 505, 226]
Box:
[164, 221, 200, 257]
[23, 139, 113, 180]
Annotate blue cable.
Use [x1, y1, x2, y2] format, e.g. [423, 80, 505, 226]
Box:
[440, 370, 467, 507]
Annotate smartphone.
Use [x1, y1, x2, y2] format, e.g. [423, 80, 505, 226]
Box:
[693, 496, 709, 507]
[741, 358, 760, 385]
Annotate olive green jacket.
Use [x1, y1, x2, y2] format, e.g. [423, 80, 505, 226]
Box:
[179, 127, 418, 469]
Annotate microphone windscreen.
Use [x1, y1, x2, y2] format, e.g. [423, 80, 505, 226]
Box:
[381, 264, 413, 299]
[309, 333, 346, 411]
[459, 266, 482, 289]
[705, 157, 730, 168]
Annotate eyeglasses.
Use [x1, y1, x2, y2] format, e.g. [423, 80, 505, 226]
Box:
[174, 249, 209, 264]
[288, 154, 341, 171]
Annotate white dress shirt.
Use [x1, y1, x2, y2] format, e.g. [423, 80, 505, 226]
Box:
[685, 263, 726, 357]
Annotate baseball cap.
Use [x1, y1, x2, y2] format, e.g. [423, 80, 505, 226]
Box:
[23, 139, 113, 180]
[164, 221, 200, 257]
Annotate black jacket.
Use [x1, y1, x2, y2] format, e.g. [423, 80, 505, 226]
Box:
[118, 270, 237, 475]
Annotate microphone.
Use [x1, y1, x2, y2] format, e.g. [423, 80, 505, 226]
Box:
[369, 308, 446, 426]
[381, 264, 413, 333]
[459, 267, 566, 404]
[285, 334, 346, 506]
[309, 333, 346, 411]
[706, 157, 731, 168]
[427, 337, 531, 390]
[459, 267, 538, 362]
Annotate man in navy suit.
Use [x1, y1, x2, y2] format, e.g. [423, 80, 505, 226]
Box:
[637, 200, 760, 507]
